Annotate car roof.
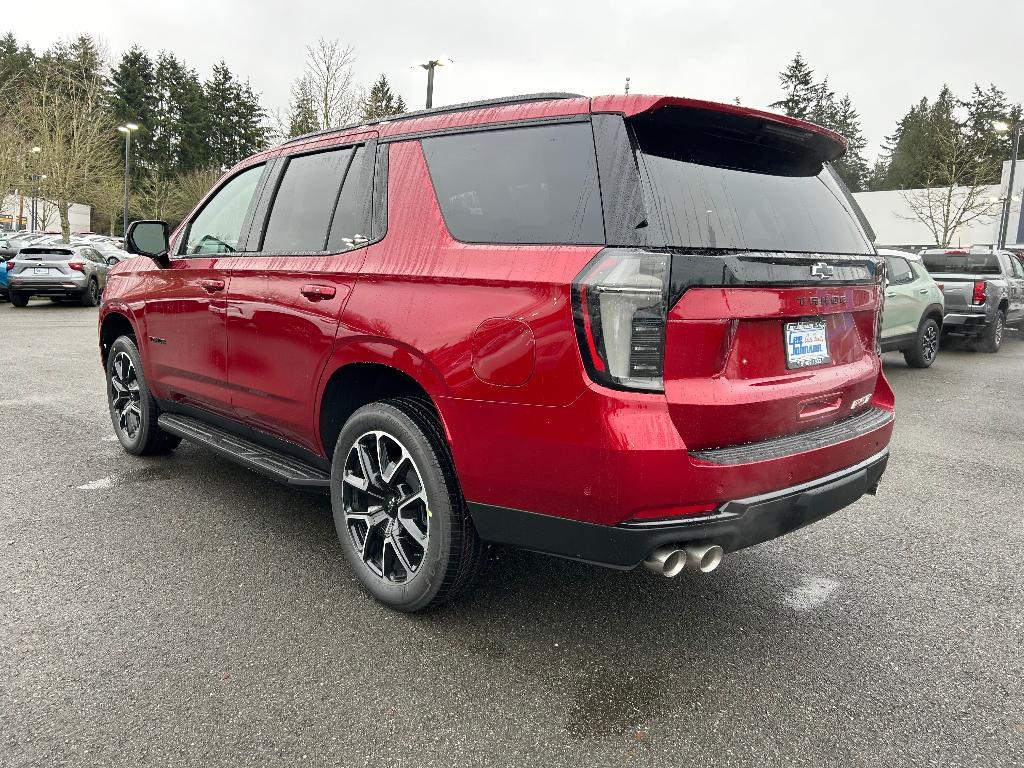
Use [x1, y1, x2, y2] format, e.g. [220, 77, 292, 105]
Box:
[271, 92, 846, 161]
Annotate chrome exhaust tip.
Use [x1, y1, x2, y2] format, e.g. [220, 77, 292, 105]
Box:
[643, 546, 687, 578]
[684, 543, 724, 573]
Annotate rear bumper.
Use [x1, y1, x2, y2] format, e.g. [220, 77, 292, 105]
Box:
[469, 448, 889, 569]
[943, 312, 988, 329]
[9, 277, 87, 296]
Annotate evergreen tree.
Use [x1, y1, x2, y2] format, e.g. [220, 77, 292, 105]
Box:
[771, 55, 871, 191]
[770, 53, 816, 120]
[108, 47, 158, 179]
[152, 52, 210, 174]
[0, 32, 35, 88]
[961, 84, 1022, 184]
[881, 86, 961, 190]
[287, 75, 320, 137]
[204, 62, 268, 169]
[829, 96, 870, 192]
[361, 75, 407, 120]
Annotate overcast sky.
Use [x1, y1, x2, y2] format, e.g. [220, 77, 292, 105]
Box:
[16, 1, 1024, 158]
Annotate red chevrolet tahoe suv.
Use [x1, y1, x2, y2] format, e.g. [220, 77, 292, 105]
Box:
[100, 93, 894, 611]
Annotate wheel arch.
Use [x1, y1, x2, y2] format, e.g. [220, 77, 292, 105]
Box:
[923, 303, 944, 328]
[317, 360, 447, 461]
[99, 310, 138, 366]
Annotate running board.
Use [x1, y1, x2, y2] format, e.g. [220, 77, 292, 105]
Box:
[157, 414, 331, 490]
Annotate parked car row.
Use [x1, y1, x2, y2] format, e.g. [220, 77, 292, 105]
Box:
[877, 246, 1024, 365]
[1, 231, 130, 304]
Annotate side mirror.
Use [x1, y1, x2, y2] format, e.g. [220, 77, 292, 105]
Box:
[125, 220, 170, 266]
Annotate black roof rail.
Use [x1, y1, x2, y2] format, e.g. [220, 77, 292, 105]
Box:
[280, 92, 586, 147]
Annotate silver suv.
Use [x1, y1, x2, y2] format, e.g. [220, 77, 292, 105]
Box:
[878, 249, 945, 368]
[7, 244, 109, 307]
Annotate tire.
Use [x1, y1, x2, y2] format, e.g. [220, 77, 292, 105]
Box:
[978, 309, 1005, 353]
[105, 335, 181, 455]
[330, 397, 486, 612]
[8, 290, 29, 307]
[80, 278, 101, 307]
[903, 317, 941, 368]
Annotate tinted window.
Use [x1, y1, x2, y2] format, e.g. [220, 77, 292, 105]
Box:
[921, 252, 1001, 275]
[263, 148, 353, 252]
[422, 122, 603, 244]
[885, 256, 914, 284]
[633, 122, 872, 254]
[326, 145, 371, 251]
[184, 164, 263, 255]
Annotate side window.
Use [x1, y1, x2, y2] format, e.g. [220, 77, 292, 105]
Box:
[183, 164, 264, 255]
[326, 145, 372, 251]
[262, 148, 354, 253]
[1008, 256, 1024, 279]
[421, 122, 604, 244]
[885, 256, 914, 284]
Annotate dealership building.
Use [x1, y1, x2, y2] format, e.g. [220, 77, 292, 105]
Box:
[853, 160, 1023, 251]
[0, 193, 91, 234]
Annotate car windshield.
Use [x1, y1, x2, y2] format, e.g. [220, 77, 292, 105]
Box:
[921, 252, 1001, 275]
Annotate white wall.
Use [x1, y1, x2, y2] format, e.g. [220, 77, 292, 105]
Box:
[853, 160, 1023, 249]
[0, 193, 92, 234]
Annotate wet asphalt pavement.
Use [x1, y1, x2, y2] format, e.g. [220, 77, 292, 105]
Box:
[1, 301, 1022, 767]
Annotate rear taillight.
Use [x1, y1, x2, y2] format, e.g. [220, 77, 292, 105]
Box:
[68, 261, 86, 273]
[945, 249, 969, 255]
[572, 249, 670, 392]
[972, 281, 987, 305]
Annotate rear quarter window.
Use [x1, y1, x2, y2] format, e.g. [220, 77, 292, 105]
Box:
[421, 122, 604, 245]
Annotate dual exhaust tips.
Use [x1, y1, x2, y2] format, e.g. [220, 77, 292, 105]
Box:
[643, 543, 724, 577]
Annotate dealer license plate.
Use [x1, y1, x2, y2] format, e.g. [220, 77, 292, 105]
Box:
[784, 320, 831, 369]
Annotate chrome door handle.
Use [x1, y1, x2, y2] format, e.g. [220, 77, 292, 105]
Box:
[885, 292, 896, 298]
[918, 288, 929, 294]
[199, 278, 225, 292]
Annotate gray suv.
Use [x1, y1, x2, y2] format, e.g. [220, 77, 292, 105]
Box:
[921, 248, 1024, 353]
[7, 244, 109, 307]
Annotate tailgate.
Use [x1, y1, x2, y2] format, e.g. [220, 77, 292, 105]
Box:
[928, 274, 979, 312]
[662, 254, 881, 451]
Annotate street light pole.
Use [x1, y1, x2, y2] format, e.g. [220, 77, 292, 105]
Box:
[418, 58, 452, 109]
[28, 146, 41, 233]
[117, 123, 139, 236]
[994, 121, 1021, 250]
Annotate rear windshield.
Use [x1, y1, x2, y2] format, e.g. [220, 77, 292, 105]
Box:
[632, 113, 873, 254]
[20, 248, 73, 257]
[921, 253, 1001, 275]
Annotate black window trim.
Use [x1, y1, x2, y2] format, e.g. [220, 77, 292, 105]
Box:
[419, 116, 607, 247]
[243, 137, 381, 258]
[176, 162, 270, 259]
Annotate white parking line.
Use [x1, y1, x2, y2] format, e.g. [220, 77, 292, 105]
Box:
[78, 476, 115, 490]
[782, 576, 840, 611]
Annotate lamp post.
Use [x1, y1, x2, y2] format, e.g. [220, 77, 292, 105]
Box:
[417, 58, 452, 109]
[993, 120, 1021, 249]
[117, 123, 139, 236]
[28, 146, 41, 232]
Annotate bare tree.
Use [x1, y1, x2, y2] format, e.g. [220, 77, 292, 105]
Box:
[898, 121, 1002, 246]
[293, 39, 363, 132]
[169, 166, 221, 223]
[16, 55, 120, 240]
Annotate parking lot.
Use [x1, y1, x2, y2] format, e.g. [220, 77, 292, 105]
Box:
[2, 301, 1022, 768]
